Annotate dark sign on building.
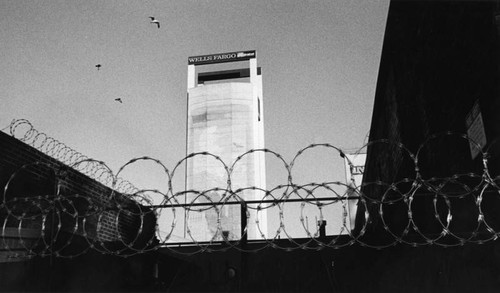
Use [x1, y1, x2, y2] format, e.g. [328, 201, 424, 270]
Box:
[465, 100, 487, 159]
[188, 50, 256, 65]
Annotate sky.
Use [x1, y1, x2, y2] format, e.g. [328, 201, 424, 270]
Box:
[0, 0, 390, 240]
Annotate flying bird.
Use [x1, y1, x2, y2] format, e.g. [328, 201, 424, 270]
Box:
[114, 98, 123, 103]
[95, 64, 101, 70]
[149, 16, 160, 28]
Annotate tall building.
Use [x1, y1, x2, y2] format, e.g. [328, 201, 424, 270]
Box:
[186, 50, 266, 241]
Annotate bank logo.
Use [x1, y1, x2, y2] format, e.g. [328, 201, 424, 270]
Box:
[237, 51, 255, 58]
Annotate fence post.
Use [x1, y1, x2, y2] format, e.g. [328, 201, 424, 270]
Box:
[240, 202, 248, 290]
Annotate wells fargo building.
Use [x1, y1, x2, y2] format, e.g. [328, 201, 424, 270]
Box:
[186, 50, 266, 241]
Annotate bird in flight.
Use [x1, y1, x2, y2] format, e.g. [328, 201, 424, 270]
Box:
[95, 64, 101, 70]
[149, 16, 160, 28]
[115, 98, 123, 103]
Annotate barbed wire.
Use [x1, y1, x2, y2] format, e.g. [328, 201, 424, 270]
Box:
[1, 119, 500, 258]
[6, 119, 139, 195]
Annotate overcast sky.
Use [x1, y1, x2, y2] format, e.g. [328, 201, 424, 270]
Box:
[0, 0, 389, 239]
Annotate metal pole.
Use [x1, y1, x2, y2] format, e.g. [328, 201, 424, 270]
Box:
[183, 93, 189, 239]
[240, 202, 248, 290]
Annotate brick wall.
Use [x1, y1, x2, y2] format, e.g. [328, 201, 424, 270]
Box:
[0, 131, 156, 260]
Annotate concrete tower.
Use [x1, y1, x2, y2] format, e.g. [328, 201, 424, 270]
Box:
[186, 50, 266, 241]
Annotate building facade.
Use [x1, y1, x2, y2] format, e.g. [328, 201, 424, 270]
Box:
[186, 50, 266, 241]
[357, 0, 500, 242]
[0, 126, 158, 291]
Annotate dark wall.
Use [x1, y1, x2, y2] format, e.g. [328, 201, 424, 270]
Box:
[0, 130, 157, 247]
[356, 0, 500, 239]
[161, 239, 500, 293]
[365, 0, 500, 183]
[0, 248, 159, 292]
[0, 131, 159, 291]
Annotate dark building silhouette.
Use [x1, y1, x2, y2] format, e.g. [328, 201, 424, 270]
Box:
[0, 130, 158, 291]
[353, 0, 500, 292]
[364, 0, 500, 181]
[359, 0, 500, 241]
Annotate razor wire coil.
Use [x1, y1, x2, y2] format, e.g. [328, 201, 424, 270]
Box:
[1, 119, 500, 258]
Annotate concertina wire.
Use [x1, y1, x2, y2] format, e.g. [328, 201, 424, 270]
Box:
[1, 119, 499, 258]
